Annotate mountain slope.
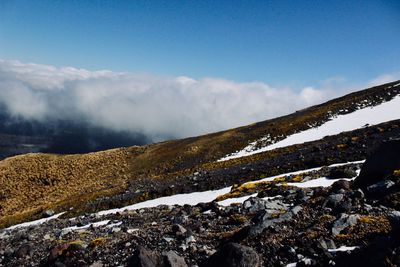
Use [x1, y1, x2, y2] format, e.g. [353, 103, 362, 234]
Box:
[0, 80, 399, 229]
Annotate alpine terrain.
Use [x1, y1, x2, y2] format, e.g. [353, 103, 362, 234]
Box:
[1, 80, 400, 267]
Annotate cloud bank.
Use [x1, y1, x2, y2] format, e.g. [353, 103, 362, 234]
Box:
[0, 60, 353, 141]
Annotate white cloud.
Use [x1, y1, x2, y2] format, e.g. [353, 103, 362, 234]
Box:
[0, 59, 395, 141]
[368, 72, 400, 87]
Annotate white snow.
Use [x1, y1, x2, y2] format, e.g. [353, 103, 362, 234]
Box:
[285, 177, 353, 188]
[97, 187, 232, 216]
[219, 95, 400, 161]
[244, 160, 364, 186]
[217, 193, 258, 206]
[284, 168, 361, 188]
[5, 212, 66, 231]
[62, 220, 111, 232]
[328, 246, 358, 252]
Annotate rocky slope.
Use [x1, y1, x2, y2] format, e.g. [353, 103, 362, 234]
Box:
[0, 81, 399, 229]
[0, 140, 399, 266]
[0, 81, 400, 266]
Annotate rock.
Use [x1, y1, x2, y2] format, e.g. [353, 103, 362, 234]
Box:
[46, 243, 86, 266]
[201, 243, 260, 267]
[172, 224, 187, 236]
[317, 238, 336, 250]
[42, 209, 55, 218]
[127, 246, 163, 267]
[388, 211, 400, 227]
[291, 205, 303, 215]
[353, 189, 365, 199]
[334, 201, 353, 214]
[111, 227, 121, 233]
[233, 203, 299, 242]
[327, 167, 357, 179]
[353, 140, 400, 189]
[60, 228, 72, 237]
[327, 194, 344, 207]
[162, 251, 188, 267]
[89, 261, 104, 267]
[366, 180, 396, 198]
[15, 243, 32, 258]
[243, 197, 288, 214]
[243, 197, 268, 213]
[332, 214, 359, 235]
[330, 180, 352, 193]
[185, 235, 196, 244]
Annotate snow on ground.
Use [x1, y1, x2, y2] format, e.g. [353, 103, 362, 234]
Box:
[328, 246, 358, 252]
[219, 95, 400, 161]
[218, 194, 279, 206]
[283, 166, 361, 188]
[62, 220, 111, 232]
[61, 220, 123, 233]
[5, 212, 66, 231]
[97, 187, 232, 216]
[285, 177, 353, 188]
[245, 160, 364, 186]
[217, 193, 258, 206]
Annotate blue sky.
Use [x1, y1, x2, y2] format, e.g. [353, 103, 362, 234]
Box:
[0, 0, 399, 88]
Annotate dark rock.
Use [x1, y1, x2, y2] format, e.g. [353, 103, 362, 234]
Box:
[334, 201, 353, 214]
[243, 197, 288, 214]
[127, 246, 163, 267]
[327, 167, 357, 179]
[353, 189, 365, 199]
[353, 140, 400, 189]
[201, 243, 260, 267]
[327, 194, 344, 207]
[366, 180, 396, 198]
[332, 214, 359, 236]
[172, 224, 187, 236]
[243, 197, 268, 213]
[379, 191, 400, 210]
[42, 209, 55, 218]
[330, 180, 352, 193]
[45, 243, 86, 267]
[162, 251, 188, 267]
[15, 243, 32, 258]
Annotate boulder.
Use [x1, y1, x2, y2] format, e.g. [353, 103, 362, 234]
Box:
[201, 243, 260, 267]
[366, 180, 396, 198]
[353, 140, 400, 189]
[127, 247, 163, 267]
[332, 214, 359, 236]
[162, 251, 188, 267]
[243, 197, 288, 214]
[45, 243, 86, 267]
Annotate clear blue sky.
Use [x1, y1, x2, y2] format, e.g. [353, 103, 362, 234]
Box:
[0, 0, 399, 88]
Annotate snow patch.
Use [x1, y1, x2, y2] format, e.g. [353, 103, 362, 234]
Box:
[5, 212, 66, 231]
[62, 220, 111, 232]
[285, 177, 354, 188]
[328, 246, 358, 252]
[97, 187, 232, 216]
[217, 193, 258, 206]
[219, 95, 400, 161]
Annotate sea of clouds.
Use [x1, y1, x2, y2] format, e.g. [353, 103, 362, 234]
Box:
[0, 59, 393, 141]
